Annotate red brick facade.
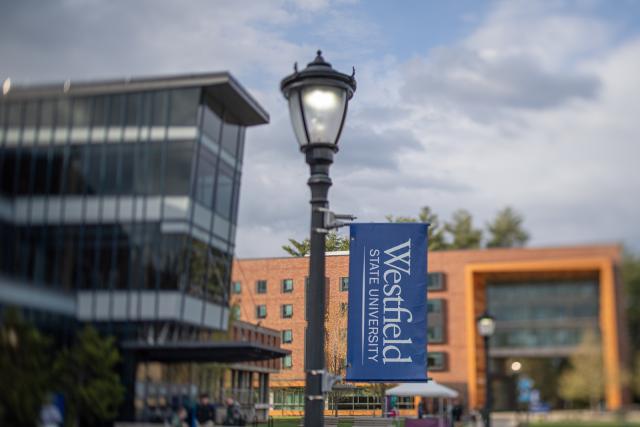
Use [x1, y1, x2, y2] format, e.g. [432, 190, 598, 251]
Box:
[231, 244, 627, 410]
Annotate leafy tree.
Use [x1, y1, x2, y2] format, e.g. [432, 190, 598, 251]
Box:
[0, 308, 52, 427]
[282, 238, 310, 257]
[486, 207, 530, 248]
[558, 330, 604, 409]
[386, 206, 448, 250]
[282, 232, 349, 257]
[634, 353, 640, 398]
[445, 209, 482, 249]
[623, 251, 640, 401]
[56, 326, 124, 427]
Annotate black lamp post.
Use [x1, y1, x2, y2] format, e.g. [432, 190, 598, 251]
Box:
[281, 51, 356, 427]
[477, 312, 496, 427]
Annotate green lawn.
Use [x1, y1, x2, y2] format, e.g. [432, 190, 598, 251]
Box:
[532, 422, 640, 427]
[256, 417, 405, 427]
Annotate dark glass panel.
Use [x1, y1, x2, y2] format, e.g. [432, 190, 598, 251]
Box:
[169, 88, 199, 126]
[32, 149, 49, 194]
[188, 239, 207, 297]
[7, 102, 22, 126]
[147, 142, 164, 194]
[165, 141, 194, 195]
[109, 94, 125, 127]
[40, 100, 55, 127]
[195, 147, 216, 208]
[92, 96, 109, 127]
[66, 146, 87, 194]
[128, 226, 144, 290]
[113, 226, 131, 290]
[15, 148, 31, 195]
[0, 149, 16, 196]
[84, 144, 103, 194]
[133, 142, 149, 195]
[152, 91, 169, 126]
[230, 170, 241, 224]
[159, 234, 187, 290]
[126, 93, 142, 126]
[205, 247, 228, 304]
[140, 92, 153, 128]
[24, 101, 38, 127]
[119, 144, 135, 194]
[45, 147, 64, 195]
[58, 227, 78, 291]
[237, 127, 246, 163]
[220, 121, 239, 156]
[215, 162, 234, 219]
[202, 105, 222, 141]
[0, 221, 17, 275]
[98, 144, 116, 194]
[56, 99, 71, 127]
[72, 98, 90, 127]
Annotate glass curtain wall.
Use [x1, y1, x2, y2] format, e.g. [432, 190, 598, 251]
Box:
[0, 87, 247, 307]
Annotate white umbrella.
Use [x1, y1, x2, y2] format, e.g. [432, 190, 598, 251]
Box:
[385, 381, 459, 398]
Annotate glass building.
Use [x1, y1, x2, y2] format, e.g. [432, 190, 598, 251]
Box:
[0, 73, 287, 420]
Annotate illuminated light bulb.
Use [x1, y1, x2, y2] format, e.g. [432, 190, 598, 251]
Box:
[303, 88, 339, 111]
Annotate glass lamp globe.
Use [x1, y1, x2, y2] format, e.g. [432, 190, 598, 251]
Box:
[281, 50, 356, 149]
[477, 312, 496, 337]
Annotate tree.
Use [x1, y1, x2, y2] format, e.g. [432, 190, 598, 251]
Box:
[558, 330, 604, 408]
[634, 353, 640, 398]
[486, 207, 530, 248]
[623, 252, 640, 402]
[445, 209, 482, 249]
[56, 326, 125, 427]
[0, 308, 52, 427]
[386, 206, 448, 250]
[282, 232, 349, 257]
[325, 300, 347, 378]
[282, 238, 310, 257]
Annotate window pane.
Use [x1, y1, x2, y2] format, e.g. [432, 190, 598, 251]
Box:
[126, 93, 141, 126]
[232, 281, 242, 294]
[202, 106, 222, 141]
[165, 141, 194, 195]
[72, 98, 90, 127]
[152, 91, 169, 126]
[256, 280, 267, 294]
[215, 163, 233, 219]
[220, 121, 239, 156]
[195, 147, 216, 208]
[109, 95, 125, 127]
[169, 88, 199, 126]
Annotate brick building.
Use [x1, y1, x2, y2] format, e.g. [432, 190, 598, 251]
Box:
[231, 244, 629, 415]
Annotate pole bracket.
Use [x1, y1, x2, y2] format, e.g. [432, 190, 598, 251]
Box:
[315, 207, 356, 230]
[307, 395, 324, 401]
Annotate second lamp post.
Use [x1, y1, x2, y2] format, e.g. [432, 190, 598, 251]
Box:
[477, 312, 496, 427]
[281, 51, 356, 427]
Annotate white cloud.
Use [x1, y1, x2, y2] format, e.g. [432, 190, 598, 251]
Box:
[2, 0, 638, 258]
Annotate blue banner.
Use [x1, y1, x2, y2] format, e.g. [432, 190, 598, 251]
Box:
[346, 223, 429, 382]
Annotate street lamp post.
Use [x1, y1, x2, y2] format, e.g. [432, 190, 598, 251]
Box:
[281, 51, 356, 427]
[477, 312, 496, 427]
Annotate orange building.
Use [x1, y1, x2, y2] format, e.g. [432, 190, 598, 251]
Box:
[230, 244, 629, 415]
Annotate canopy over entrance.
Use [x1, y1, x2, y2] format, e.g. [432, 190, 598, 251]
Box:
[386, 381, 459, 398]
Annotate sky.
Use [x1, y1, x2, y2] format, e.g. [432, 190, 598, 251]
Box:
[1, 0, 639, 258]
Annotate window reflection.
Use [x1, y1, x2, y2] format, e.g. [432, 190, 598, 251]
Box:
[215, 163, 233, 219]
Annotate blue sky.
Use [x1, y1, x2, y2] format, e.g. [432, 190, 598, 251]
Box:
[2, 0, 640, 257]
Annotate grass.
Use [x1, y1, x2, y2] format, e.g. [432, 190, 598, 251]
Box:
[532, 422, 640, 427]
[255, 417, 405, 427]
